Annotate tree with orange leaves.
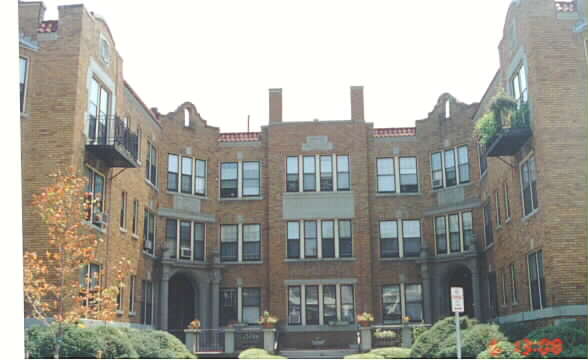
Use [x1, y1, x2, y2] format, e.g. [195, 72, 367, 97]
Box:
[23, 169, 132, 359]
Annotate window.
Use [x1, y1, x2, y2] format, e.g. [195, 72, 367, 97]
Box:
[142, 280, 153, 325]
[380, 221, 399, 258]
[119, 191, 127, 230]
[242, 162, 260, 196]
[167, 154, 179, 191]
[288, 284, 355, 326]
[181, 157, 193, 193]
[131, 199, 139, 235]
[304, 221, 318, 258]
[221, 161, 260, 198]
[220, 288, 238, 326]
[145, 142, 157, 186]
[116, 284, 124, 312]
[377, 158, 395, 193]
[80, 263, 101, 290]
[195, 160, 206, 195]
[100, 36, 111, 64]
[432, 146, 469, 189]
[501, 270, 508, 305]
[129, 275, 136, 314]
[511, 63, 528, 105]
[287, 219, 352, 259]
[337, 155, 350, 191]
[320, 156, 333, 191]
[242, 288, 261, 325]
[143, 209, 155, 255]
[399, 157, 418, 193]
[483, 203, 493, 246]
[479, 143, 488, 176]
[243, 224, 261, 261]
[488, 272, 498, 318]
[287, 222, 301, 259]
[445, 100, 451, 119]
[169, 155, 207, 196]
[528, 250, 545, 310]
[510, 263, 518, 304]
[382, 284, 423, 324]
[435, 211, 473, 255]
[305, 286, 319, 325]
[303, 156, 316, 192]
[338, 220, 352, 258]
[288, 286, 302, 325]
[495, 191, 502, 226]
[521, 156, 539, 216]
[184, 108, 190, 127]
[504, 183, 511, 220]
[321, 220, 335, 258]
[220, 225, 238, 262]
[85, 167, 105, 227]
[402, 220, 421, 257]
[88, 78, 111, 145]
[287, 157, 299, 192]
[137, 128, 142, 162]
[20, 57, 28, 113]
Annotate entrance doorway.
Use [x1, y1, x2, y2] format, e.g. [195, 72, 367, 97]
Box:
[168, 273, 196, 342]
[447, 265, 474, 318]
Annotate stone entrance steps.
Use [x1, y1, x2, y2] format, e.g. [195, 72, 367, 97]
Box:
[279, 349, 357, 359]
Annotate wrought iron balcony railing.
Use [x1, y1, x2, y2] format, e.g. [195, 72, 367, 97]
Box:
[86, 115, 139, 168]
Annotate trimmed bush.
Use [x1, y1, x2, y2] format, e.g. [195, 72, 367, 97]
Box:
[477, 341, 522, 359]
[409, 316, 479, 358]
[90, 326, 138, 359]
[437, 324, 506, 359]
[525, 323, 586, 359]
[371, 347, 411, 358]
[122, 328, 195, 359]
[412, 326, 428, 342]
[239, 348, 286, 359]
[25, 325, 59, 359]
[499, 322, 532, 342]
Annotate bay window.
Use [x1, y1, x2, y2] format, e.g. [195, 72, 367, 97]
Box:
[286, 154, 351, 192]
[431, 145, 469, 190]
[287, 284, 355, 326]
[434, 211, 473, 255]
[287, 219, 353, 259]
[168, 154, 207, 196]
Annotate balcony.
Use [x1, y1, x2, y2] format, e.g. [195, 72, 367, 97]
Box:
[85, 115, 139, 168]
[478, 99, 532, 158]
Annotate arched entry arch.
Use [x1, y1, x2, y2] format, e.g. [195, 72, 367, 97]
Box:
[446, 264, 474, 318]
[168, 272, 198, 342]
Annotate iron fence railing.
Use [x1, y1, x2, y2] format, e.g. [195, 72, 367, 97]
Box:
[235, 328, 263, 351]
[87, 114, 138, 161]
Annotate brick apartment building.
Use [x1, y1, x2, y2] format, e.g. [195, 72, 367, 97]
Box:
[19, 0, 587, 350]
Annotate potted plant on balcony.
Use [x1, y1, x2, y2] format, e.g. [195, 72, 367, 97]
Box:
[187, 319, 201, 330]
[374, 328, 397, 347]
[356, 312, 374, 327]
[258, 311, 279, 329]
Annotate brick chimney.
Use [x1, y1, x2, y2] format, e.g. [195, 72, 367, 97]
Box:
[350, 86, 365, 122]
[269, 88, 282, 124]
[19, 1, 46, 38]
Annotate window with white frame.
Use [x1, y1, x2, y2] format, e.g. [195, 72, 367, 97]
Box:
[80, 263, 101, 307]
[377, 158, 395, 193]
[504, 183, 511, 221]
[219, 287, 261, 326]
[511, 63, 528, 105]
[141, 280, 153, 325]
[528, 250, 545, 310]
[100, 35, 111, 64]
[287, 219, 352, 259]
[288, 284, 355, 326]
[479, 143, 488, 176]
[88, 77, 111, 144]
[510, 263, 518, 304]
[145, 141, 157, 186]
[483, 202, 493, 246]
[220, 161, 260, 198]
[20, 57, 28, 113]
[399, 157, 418, 193]
[431, 146, 469, 190]
[131, 199, 139, 235]
[116, 284, 124, 312]
[220, 224, 261, 262]
[119, 191, 127, 230]
[84, 167, 105, 227]
[137, 128, 142, 162]
[379, 220, 422, 258]
[434, 211, 473, 255]
[501, 269, 508, 305]
[165, 219, 205, 261]
[129, 275, 136, 314]
[287, 155, 350, 193]
[377, 157, 418, 193]
[143, 209, 155, 255]
[495, 191, 502, 226]
[382, 283, 423, 324]
[167, 154, 207, 196]
[521, 155, 538, 216]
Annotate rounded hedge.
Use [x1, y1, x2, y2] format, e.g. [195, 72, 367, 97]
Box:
[409, 316, 479, 358]
[477, 341, 522, 359]
[121, 328, 195, 359]
[239, 348, 286, 359]
[370, 347, 411, 359]
[525, 323, 586, 359]
[437, 324, 506, 359]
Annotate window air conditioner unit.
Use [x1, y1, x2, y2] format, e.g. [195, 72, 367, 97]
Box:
[145, 239, 153, 250]
[180, 247, 192, 258]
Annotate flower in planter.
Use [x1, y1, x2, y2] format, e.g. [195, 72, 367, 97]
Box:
[258, 310, 279, 328]
[403, 316, 412, 323]
[187, 319, 201, 329]
[356, 312, 375, 326]
[374, 329, 397, 339]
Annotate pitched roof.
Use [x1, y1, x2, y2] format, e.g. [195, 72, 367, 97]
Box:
[218, 132, 261, 143]
[38, 20, 58, 33]
[373, 127, 416, 137]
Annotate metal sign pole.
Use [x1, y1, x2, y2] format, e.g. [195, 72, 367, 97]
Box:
[455, 311, 461, 359]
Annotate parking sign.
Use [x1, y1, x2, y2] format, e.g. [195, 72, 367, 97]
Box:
[451, 287, 464, 313]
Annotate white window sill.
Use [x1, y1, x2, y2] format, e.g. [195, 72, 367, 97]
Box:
[521, 208, 539, 223]
[505, 217, 512, 224]
[120, 227, 128, 233]
[129, 312, 136, 318]
[166, 191, 208, 200]
[116, 310, 124, 316]
[137, 160, 142, 166]
[220, 260, 263, 265]
[434, 250, 476, 258]
[432, 182, 472, 193]
[131, 233, 139, 240]
[21, 112, 30, 119]
[285, 190, 352, 194]
[83, 221, 107, 234]
[144, 179, 159, 192]
[375, 192, 422, 197]
[220, 196, 263, 201]
[143, 250, 156, 258]
[164, 257, 206, 264]
[379, 256, 421, 262]
[285, 257, 356, 263]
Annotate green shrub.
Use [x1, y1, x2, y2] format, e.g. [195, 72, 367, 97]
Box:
[499, 322, 532, 342]
[475, 111, 501, 145]
[437, 324, 506, 359]
[412, 326, 428, 342]
[371, 347, 411, 358]
[560, 319, 587, 332]
[560, 344, 587, 359]
[409, 316, 478, 358]
[59, 325, 108, 359]
[122, 328, 195, 359]
[344, 353, 385, 359]
[90, 326, 138, 359]
[525, 323, 586, 359]
[239, 348, 285, 359]
[477, 341, 522, 359]
[25, 325, 58, 359]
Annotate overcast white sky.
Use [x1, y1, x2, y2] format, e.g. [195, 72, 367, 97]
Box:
[42, 0, 513, 132]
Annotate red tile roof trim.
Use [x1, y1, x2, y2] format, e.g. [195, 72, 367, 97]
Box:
[218, 132, 261, 142]
[38, 20, 58, 33]
[373, 127, 416, 137]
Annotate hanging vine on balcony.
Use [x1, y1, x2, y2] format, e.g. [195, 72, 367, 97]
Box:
[475, 91, 530, 145]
